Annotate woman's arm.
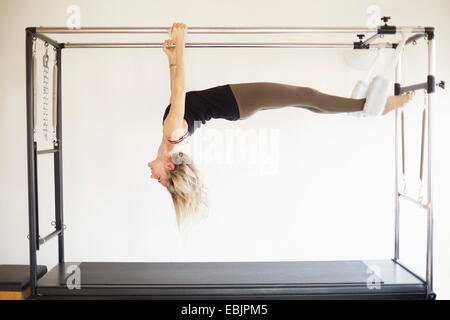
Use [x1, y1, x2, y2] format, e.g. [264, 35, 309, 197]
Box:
[163, 39, 177, 93]
[169, 63, 176, 92]
[163, 23, 188, 142]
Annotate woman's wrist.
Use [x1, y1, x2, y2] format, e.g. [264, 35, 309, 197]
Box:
[174, 37, 185, 44]
[175, 39, 185, 50]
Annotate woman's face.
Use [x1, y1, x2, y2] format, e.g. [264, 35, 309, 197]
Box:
[147, 158, 175, 187]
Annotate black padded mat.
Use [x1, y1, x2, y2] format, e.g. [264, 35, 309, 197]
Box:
[77, 261, 383, 286]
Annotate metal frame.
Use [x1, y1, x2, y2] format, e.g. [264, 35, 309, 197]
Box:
[35, 26, 427, 34]
[393, 31, 436, 296]
[25, 24, 437, 298]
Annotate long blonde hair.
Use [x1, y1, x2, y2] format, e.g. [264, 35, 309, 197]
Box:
[167, 152, 208, 231]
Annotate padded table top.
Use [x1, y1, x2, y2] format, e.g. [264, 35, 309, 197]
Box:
[36, 260, 427, 299]
[76, 260, 381, 286]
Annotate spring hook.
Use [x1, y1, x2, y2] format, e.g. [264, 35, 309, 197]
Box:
[43, 44, 49, 68]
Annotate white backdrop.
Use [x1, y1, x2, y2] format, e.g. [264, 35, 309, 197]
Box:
[1, 0, 449, 298]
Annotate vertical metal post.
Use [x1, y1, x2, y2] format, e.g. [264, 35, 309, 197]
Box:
[54, 46, 65, 263]
[26, 28, 38, 297]
[34, 144, 40, 251]
[394, 52, 402, 261]
[426, 35, 435, 292]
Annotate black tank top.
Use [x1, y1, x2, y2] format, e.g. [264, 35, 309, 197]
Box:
[162, 84, 240, 137]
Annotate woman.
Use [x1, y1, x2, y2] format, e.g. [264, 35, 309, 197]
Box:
[148, 23, 413, 230]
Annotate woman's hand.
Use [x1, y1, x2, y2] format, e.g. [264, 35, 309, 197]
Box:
[162, 39, 176, 64]
[168, 22, 188, 44]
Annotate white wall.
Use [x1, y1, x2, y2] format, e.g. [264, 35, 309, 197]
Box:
[1, 0, 449, 298]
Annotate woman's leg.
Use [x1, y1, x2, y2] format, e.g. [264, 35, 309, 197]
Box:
[229, 82, 366, 120]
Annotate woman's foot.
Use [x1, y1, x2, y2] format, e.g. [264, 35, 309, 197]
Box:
[382, 93, 414, 115]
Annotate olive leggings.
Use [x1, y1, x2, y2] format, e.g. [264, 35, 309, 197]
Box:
[229, 82, 367, 120]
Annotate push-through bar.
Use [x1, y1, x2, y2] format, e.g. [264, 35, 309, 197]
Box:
[39, 229, 62, 246]
[37, 149, 59, 155]
[63, 42, 397, 49]
[400, 81, 445, 94]
[398, 192, 430, 210]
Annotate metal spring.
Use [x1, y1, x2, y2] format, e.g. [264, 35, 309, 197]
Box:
[42, 43, 49, 141]
[418, 90, 428, 203]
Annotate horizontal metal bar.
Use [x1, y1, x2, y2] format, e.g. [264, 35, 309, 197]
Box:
[400, 82, 428, 93]
[37, 149, 59, 155]
[39, 229, 62, 246]
[398, 192, 430, 210]
[36, 26, 427, 35]
[362, 34, 380, 46]
[63, 42, 396, 49]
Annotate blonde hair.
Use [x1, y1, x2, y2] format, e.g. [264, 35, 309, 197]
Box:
[167, 152, 208, 232]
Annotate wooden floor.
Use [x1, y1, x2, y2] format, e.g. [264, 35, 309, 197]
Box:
[0, 288, 30, 300]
